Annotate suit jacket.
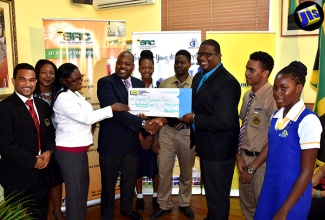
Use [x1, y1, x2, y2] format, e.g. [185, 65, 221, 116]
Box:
[97, 73, 145, 157]
[191, 64, 241, 161]
[0, 92, 55, 189]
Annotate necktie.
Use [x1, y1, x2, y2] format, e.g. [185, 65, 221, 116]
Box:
[237, 93, 255, 154]
[123, 79, 131, 90]
[174, 81, 186, 131]
[276, 117, 289, 130]
[25, 99, 41, 153]
[196, 73, 208, 93]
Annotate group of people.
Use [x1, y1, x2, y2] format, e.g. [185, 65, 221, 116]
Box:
[0, 38, 323, 220]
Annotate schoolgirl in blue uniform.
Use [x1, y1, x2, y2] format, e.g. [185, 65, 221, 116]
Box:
[254, 61, 322, 220]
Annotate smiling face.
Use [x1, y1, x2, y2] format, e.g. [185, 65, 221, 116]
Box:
[38, 63, 55, 91]
[115, 52, 135, 80]
[273, 73, 303, 112]
[62, 68, 83, 92]
[197, 44, 221, 72]
[139, 58, 154, 80]
[12, 69, 37, 99]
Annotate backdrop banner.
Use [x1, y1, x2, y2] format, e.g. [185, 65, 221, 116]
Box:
[43, 18, 126, 207]
[132, 31, 202, 194]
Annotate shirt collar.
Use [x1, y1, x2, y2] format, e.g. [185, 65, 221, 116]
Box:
[15, 91, 33, 104]
[122, 77, 132, 86]
[254, 81, 272, 99]
[172, 74, 192, 86]
[67, 89, 84, 100]
[273, 98, 305, 122]
[201, 62, 222, 80]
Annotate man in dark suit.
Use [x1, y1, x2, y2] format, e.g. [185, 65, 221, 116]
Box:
[97, 51, 161, 220]
[0, 63, 55, 219]
[181, 39, 241, 220]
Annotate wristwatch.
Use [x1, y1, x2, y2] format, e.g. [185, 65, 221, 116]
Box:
[247, 166, 256, 175]
[141, 120, 146, 127]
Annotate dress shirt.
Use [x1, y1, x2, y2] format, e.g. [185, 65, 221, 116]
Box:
[16, 91, 39, 120]
[53, 89, 113, 147]
[240, 82, 277, 152]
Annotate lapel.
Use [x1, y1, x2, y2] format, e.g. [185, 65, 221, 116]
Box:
[195, 64, 223, 97]
[34, 98, 45, 132]
[113, 73, 128, 101]
[12, 93, 38, 131]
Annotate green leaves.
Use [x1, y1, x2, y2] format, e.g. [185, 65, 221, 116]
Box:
[0, 192, 39, 220]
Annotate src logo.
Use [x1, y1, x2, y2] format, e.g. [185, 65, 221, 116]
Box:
[139, 40, 155, 46]
[61, 32, 91, 41]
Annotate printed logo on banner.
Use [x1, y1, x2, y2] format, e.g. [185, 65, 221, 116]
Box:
[136, 38, 157, 49]
[188, 38, 200, 48]
[47, 23, 94, 45]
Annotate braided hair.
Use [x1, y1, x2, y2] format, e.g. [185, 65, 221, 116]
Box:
[277, 61, 307, 86]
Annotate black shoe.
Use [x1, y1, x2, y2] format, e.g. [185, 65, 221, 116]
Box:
[179, 206, 195, 219]
[150, 208, 172, 219]
[135, 198, 145, 211]
[152, 197, 159, 210]
[121, 211, 143, 220]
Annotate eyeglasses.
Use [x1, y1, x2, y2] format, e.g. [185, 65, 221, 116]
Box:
[196, 52, 217, 58]
[67, 75, 84, 83]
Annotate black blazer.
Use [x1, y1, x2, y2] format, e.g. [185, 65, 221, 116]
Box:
[0, 92, 55, 189]
[97, 73, 145, 157]
[191, 64, 241, 161]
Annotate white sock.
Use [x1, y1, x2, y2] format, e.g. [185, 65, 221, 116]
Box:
[153, 192, 157, 197]
[137, 194, 143, 199]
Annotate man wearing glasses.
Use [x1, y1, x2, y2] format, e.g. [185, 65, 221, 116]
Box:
[181, 39, 241, 220]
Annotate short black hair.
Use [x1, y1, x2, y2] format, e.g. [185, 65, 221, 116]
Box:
[118, 51, 134, 63]
[13, 63, 35, 78]
[200, 39, 221, 54]
[277, 61, 307, 86]
[175, 49, 191, 63]
[250, 51, 274, 77]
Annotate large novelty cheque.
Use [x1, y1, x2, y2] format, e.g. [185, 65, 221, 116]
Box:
[128, 88, 192, 117]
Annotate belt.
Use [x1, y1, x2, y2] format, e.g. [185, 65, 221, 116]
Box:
[168, 124, 190, 130]
[244, 149, 260, 157]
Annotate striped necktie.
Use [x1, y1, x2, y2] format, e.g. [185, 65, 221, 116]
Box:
[123, 79, 131, 90]
[237, 93, 255, 154]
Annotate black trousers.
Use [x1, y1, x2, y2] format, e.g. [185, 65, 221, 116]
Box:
[99, 153, 138, 220]
[201, 157, 236, 220]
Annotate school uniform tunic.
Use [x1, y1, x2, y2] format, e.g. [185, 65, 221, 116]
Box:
[254, 100, 322, 220]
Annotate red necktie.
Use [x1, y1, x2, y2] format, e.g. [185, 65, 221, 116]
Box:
[25, 99, 41, 152]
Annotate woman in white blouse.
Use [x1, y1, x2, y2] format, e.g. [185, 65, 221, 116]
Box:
[52, 63, 129, 220]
